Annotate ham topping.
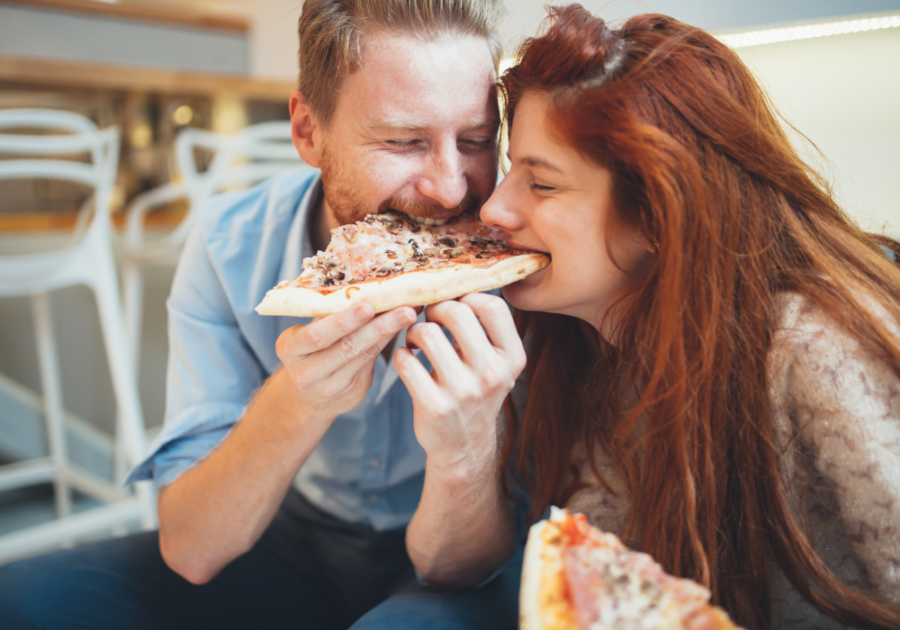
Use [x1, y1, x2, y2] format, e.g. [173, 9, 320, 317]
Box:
[286, 211, 526, 292]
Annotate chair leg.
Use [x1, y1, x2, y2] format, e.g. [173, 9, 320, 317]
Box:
[119, 261, 144, 485]
[30, 292, 72, 520]
[91, 248, 157, 530]
[122, 260, 144, 375]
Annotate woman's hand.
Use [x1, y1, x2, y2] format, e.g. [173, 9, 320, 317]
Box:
[394, 293, 526, 476]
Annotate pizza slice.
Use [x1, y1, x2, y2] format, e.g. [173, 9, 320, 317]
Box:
[521, 508, 742, 630]
[255, 210, 549, 317]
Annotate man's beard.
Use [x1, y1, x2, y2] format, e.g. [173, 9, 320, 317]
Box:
[320, 144, 481, 227]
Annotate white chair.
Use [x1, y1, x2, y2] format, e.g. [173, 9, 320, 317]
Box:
[121, 121, 305, 373]
[0, 109, 155, 564]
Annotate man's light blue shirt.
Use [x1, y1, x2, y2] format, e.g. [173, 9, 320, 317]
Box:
[125, 169, 432, 531]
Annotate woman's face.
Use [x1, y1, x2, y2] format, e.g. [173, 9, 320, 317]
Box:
[480, 91, 652, 338]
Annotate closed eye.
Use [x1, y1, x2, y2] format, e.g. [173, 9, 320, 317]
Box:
[386, 140, 422, 148]
[460, 138, 495, 149]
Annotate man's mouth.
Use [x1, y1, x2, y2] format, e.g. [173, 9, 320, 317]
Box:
[407, 215, 450, 227]
[379, 193, 479, 228]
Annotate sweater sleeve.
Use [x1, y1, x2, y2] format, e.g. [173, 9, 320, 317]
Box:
[775, 295, 900, 602]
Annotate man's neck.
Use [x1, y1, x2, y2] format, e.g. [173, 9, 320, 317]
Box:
[310, 196, 339, 253]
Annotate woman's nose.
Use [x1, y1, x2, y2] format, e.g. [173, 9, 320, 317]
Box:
[479, 177, 523, 232]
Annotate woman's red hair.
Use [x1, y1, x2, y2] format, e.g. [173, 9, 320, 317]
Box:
[500, 5, 900, 629]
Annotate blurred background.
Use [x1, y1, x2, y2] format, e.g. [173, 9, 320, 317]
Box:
[0, 0, 898, 553]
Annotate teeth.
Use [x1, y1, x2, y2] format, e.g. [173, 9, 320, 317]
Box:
[409, 215, 449, 227]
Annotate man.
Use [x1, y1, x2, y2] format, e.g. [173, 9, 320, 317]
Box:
[0, 1, 524, 629]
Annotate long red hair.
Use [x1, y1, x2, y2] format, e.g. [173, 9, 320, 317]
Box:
[500, 6, 900, 629]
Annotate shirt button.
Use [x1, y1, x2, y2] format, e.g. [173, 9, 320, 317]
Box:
[368, 494, 379, 504]
[369, 459, 381, 468]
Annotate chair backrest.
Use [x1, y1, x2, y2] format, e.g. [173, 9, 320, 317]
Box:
[165, 121, 304, 246]
[0, 109, 120, 242]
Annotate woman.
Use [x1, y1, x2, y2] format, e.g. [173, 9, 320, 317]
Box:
[480, 5, 900, 629]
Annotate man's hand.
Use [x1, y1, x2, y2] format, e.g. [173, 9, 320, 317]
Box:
[395, 293, 524, 586]
[277, 303, 417, 425]
[158, 302, 416, 585]
[395, 293, 525, 474]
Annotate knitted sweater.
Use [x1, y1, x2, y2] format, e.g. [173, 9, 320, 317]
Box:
[565, 294, 900, 628]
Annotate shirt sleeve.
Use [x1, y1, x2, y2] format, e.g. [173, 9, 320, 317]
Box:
[125, 212, 268, 489]
[777, 297, 900, 602]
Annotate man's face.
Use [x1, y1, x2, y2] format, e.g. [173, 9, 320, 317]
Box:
[308, 30, 500, 228]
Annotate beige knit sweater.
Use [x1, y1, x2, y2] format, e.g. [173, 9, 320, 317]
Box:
[565, 294, 900, 628]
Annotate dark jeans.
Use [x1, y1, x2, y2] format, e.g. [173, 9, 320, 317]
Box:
[0, 490, 520, 629]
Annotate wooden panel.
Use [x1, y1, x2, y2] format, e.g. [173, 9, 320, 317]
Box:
[0, 0, 248, 33]
[0, 55, 295, 102]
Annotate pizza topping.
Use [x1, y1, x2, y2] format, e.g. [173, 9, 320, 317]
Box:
[293, 210, 527, 291]
[549, 511, 722, 630]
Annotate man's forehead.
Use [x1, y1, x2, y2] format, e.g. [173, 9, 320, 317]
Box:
[336, 30, 497, 125]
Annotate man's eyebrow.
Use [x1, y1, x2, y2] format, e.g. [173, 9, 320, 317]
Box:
[365, 116, 500, 134]
[515, 155, 564, 174]
[365, 120, 428, 132]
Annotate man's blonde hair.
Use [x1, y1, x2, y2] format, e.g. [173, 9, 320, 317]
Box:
[298, 0, 506, 125]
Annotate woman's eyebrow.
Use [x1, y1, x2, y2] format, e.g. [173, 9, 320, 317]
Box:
[515, 155, 564, 173]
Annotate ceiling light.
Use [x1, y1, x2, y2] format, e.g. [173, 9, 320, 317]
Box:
[720, 14, 900, 48]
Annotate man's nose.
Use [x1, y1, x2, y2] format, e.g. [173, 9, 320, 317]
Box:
[417, 142, 466, 209]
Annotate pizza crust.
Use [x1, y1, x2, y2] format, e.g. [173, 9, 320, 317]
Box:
[255, 252, 549, 317]
[521, 508, 581, 630]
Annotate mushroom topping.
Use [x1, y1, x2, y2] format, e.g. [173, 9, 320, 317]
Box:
[439, 236, 458, 248]
[422, 248, 439, 257]
[386, 249, 397, 259]
[444, 247, 465, 258]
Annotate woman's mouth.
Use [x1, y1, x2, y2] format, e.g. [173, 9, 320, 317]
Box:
[507, 240, 552, 261]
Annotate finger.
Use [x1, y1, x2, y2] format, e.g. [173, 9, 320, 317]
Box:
[278, 303, 375, 359]
[458, 294, 522, 354]
[424, 300, 491, 367]
[405, 321, 463, 383]
[393, 346, 441, 403]
[316, 306, 416, 374]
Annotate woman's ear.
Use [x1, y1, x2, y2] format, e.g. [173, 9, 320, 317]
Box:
[289, 91, 323, 168]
